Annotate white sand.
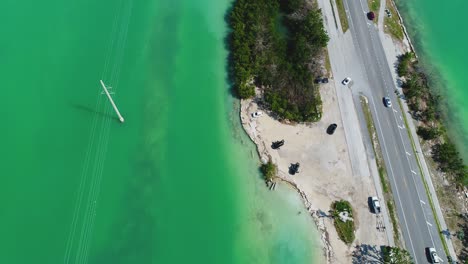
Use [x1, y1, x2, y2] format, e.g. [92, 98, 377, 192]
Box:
[240, 85, 388, 263]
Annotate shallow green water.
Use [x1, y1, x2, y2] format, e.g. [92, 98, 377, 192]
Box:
[0, 0, 322, 263]
[396, 0, 468, 161]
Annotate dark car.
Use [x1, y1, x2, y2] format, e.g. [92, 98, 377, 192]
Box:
[314, 77, 329, 84]
[327, 123, 338, 135]
[289, 163, 300, 175]
[383, 97, 392, 107]
[271, 140, 285, 149]
[367, 11, 375, 20]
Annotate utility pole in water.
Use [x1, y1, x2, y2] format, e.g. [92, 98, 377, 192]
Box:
[99, 80, 124, 123]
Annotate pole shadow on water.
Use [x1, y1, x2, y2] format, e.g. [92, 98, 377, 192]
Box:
[71, 103, 118, 121]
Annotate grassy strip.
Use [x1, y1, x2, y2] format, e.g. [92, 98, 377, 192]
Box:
[360, 96, 401, 245]
[332, 200, 355, 244]
[324, 50, 332, 74]
[367, 0, 380, 23]
[329, 0, 339, 30]
[397, 99, 451, 257]
[384, 0, 404, 40]
[335, 0, 349, 33]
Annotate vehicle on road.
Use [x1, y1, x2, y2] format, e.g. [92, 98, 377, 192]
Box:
[289, 163, 300, 175]
[271, 140, 285, 149]
[342, 77, 351, 85]
[427, 247, 440, 263]
[367, 11, 375, 20]
[251, 111, 263, 118]
[370, 196, 381, 214]
[326, 123, 338, 135]
[383, 97, 392, 107]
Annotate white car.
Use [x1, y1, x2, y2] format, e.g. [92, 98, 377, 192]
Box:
[342, 77, 351, 85]
[428, 247, 440, 263]
[371, 196, 381, 214]
[251, 111, 263, 118]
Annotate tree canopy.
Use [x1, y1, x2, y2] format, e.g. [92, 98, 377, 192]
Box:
[229, 0, 329, 122]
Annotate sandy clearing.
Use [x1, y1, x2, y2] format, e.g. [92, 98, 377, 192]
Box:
[240, 84, 388, 263]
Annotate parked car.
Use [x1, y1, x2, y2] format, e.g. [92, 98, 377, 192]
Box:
[314, 77, 329, 84]
[385, 9, 392, 17]
[367, 11, 375, 20]
[251, 111, 263, 118]
[342, 77, 351, 85]
[289, 163, 300, 175]
[271, 140, 285, 149]
[370, 196, 381, 214]
[327, 123, 338, 135]
[383, 97, 392, 107]
[427, 247, 440, 263]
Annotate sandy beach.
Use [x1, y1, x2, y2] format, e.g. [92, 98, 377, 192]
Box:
[240, 84, 388, 263]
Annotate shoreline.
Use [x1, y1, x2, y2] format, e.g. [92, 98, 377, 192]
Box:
[239, 97, 334, 263]
[239, 80, 389, 263]
[387, 0, 464, 259]
[235, 0, 463, 262]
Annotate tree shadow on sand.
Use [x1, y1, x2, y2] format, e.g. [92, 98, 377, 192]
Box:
[352, 244, 384, 264]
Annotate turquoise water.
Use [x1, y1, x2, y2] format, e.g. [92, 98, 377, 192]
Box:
[0, 0, 322, 263]
[396, 0, 468, 161]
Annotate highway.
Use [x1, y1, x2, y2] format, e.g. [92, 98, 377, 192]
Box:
[318, 0, 449, 262]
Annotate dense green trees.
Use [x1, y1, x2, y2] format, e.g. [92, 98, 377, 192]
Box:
[416, 126, 440, 140]
[433, 142, 468, 185]
[397, 52, 468, 186]
[229, 0, 329, 122]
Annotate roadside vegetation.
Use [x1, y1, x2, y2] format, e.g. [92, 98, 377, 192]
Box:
[382, 246, 413, 264]
[397, 52, 468, 261]
[335, 0, 349, 32]
[229, 0, 329, 122]
[260, 159, 277, 182]
[367, 0, 380, 23]
[331, 200, 355, 244]
[360, 96, 401, 246]
[397, 52, 468, 186]
[384, 0, 404, 40]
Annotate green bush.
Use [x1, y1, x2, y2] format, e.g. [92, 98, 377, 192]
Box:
[397, 52, 413, 77]
[432, 141, 468, 185]
[382, 246, 413, 264]
[331, 200, 355, 244]
[417, 126, 439, 140]
[260, 159, 277, 181]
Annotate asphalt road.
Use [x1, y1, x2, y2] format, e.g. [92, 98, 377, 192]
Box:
[341, 0, 447, 263]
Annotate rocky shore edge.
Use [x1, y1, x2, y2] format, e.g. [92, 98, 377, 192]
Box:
[239, 97, 334, 264]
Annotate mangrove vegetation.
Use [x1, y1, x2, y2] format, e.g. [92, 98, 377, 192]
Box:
[397, 52, 468, 186]
[229, 0, 329, 122]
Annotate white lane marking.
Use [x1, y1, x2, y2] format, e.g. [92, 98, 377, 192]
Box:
[393, 109, 397, 113]
[406, 151, 411, 156]
[411, 170, 417, 175]
[420, 200, 426, 205]
[345, 0, 438, 255]
[399, 115, 402, 120]
[427, 221, 433, 227]
[367, 96, 418, 259]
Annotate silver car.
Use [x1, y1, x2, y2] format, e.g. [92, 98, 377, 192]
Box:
[342, 77, 351, 85]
